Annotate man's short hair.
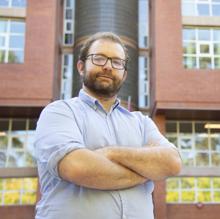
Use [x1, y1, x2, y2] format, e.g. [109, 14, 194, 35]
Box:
[78, 32, 129, 65]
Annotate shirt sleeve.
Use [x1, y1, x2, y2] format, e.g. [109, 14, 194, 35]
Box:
[34, 100, 85, 179]
[142, 115, 177, 148]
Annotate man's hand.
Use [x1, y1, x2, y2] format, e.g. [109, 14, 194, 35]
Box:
[58, 148, 148, 190]
[95, 145, 182, 181]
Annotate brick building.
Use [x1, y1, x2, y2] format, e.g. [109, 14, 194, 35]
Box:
[0, 0, 220, 219]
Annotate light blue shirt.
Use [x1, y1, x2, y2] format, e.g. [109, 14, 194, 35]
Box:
[35, 89, 173, 219]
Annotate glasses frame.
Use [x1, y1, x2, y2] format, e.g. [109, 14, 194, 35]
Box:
[85, 54, 127, 70]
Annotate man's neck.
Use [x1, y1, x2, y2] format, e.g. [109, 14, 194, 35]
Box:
[83, 86, 117, 112]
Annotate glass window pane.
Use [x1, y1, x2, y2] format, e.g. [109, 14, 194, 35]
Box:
[5, 178, 23, 190]
[196, 152, 209, 166]
[215, 57, 220, 69]
[195, 134, 208, 150]
[4, 192, 20, 204]
[66, 0, 72, 7]
[29, 119, 37, 130]
[212, 5, 220, 16]
[211, 152, 220, 166]
[181, 177, 195, 189]
[21, 191, 36, 204]
[198, 191, 211, 202]
[0, 20, 7, 33]
[213, 29, 220, 41]
[180, 122, 192, 133]
[211, 135, 220, 151]
[213, 177, 220, 189]
[167, 178, 179, 189]
[8, 151, 25, 167]
[11, 0, 26, 8]
[10, 21, 25, 33]
[12, 119, 26, 132]
[23, 178, 38, 191]
[200, 44, 210, 54]
[195, 122, 207, 133]
[182, 3, 195, 16]
[0, 151, 6, 167]
[9, 35, 24, 48]
[0, 50, 6, 62]
[184, 56, 197, 68]
[12, 136, 25, 149]
[0, 36, 6, 47]
[166, 122, 177, 133]
[183, 42, 196, 54]
[65, 9, 72, 19]
[182, 191, 195, 202]
[0, 0, 8, 7]
[197, 4, 210, 16]
[214, 43, 220, 55]
[183, 29, 196, 40]
[0, 120, 9, 131]
[181, 151, 194, 166]
[25, 152, 36, 167]
[198, 177, 211, 189]
[180, 138, 193, 149]
[198, 29, 210, 41]
[166, 191, 179, 202]
[214, 191, 220, 202]
[8, 50, 24, 63]
[64, 34, 73, 44]
[199, 57, 211, 69]
[168, 137, 178, 146]
[0, 136, 8, 149]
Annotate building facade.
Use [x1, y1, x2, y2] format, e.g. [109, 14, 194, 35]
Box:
[0, 0, 219, 219]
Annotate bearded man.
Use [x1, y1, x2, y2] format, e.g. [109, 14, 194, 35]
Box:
[34, 32, 181, 219]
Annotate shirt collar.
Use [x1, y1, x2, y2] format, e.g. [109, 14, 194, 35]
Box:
[78, 89, 120, 112]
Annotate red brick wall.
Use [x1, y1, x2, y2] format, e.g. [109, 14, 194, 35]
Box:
[0, 0, 62, 107]
[150, 0, 220, 112]
[0, 206, 35, 219]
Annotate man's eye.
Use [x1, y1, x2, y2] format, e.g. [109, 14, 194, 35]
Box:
[113, 59, 122, 65]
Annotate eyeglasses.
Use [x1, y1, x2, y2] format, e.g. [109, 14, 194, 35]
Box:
[85, 54, 127, 70]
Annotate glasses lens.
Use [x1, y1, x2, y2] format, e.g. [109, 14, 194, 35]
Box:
[89, 54, 125, 70]
[92, 55, 107, 65]
[112, 58, 125, 69]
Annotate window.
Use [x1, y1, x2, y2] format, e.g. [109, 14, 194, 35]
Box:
[182, 0, 220, 16]
[63, 0, 75, 45]
[166, 121, 220, 203]
[0, 177, 37, 205]
[138, 0, 149, 48]
[166, 177, 220, 203]
[138, 56, 149, 108]
[166, 121, 220, 167]
[0, 119, 37, 167]
[0, 0, 26, 8]
[183, 27, 220, 69]
[0, 19, 26, 63]
[60, 54, 73, 99]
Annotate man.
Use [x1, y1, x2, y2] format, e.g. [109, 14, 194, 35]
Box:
[35, 32, 181, 219]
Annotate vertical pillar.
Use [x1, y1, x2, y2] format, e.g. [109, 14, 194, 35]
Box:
[73, 0, 139, 107]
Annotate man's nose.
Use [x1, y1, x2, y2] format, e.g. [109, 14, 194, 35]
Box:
[103, 59, 112, 70]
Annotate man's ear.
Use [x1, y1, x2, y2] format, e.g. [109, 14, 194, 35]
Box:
[77, 60, 85, 76]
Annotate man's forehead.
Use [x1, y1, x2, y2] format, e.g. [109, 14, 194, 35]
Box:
[88, 39, 125, 58]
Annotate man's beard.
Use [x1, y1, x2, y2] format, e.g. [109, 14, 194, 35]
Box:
[82, 70, 124, 98]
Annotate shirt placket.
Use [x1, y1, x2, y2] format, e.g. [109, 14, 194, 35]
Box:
[105, 113, 128, 219]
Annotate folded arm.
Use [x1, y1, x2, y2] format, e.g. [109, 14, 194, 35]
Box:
[58, 148, 147, 190]
[97, 145, 182, 181]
